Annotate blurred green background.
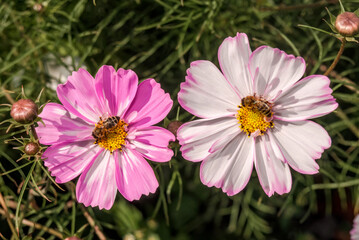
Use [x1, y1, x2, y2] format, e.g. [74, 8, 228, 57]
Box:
[1, 0, 359, 239]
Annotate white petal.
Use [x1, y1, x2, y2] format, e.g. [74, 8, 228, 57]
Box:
[209, 130, 239, 153]
[269, 120, 331, 174]
[254, 135, 292, 196]
[218, 33, 253, 98]
[274, 75, 338, 121]
[249, 46, 306, 100]
[178, 60, 240, 119]
[200, 133, 254, 196]
[177, 117, 239, 162]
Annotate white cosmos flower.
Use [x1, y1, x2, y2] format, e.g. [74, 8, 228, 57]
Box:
[177, 33, 338, 196]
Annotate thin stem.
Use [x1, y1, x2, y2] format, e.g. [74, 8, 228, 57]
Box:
[30, 124, 39, 140]
[322, 64, 359, 94]
[80, 205, 106, 240]
[0, 193, 19, 239]
[324, 39, 346, 76]
[302, 178, 359, 195]
[0, 233, 7, 240]
[1, 87, 15, 104]
[0, 208, 63, 239]
[335, 108, 359, 139]
[70, 183, 76, 235]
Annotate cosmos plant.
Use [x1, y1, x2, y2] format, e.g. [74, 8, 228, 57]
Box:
[3, 1, 359, 239]
[36, 66, 174, 209]
[177, 33, 338, 197]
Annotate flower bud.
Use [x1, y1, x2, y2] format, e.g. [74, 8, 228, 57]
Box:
[10, 99, 38, 123]
[335, 12, 359, 36]
[64, 237, 81, 240]
[24, 142, 40, 155]
[167, 120, 183, 137]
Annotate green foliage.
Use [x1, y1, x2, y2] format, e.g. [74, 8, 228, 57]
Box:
[0, 0, 359, 239]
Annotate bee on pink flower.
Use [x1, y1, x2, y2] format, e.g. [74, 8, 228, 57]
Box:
[37, 66, 174, 209]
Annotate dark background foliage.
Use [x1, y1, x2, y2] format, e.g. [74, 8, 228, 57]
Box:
[0, 0, 359, 239]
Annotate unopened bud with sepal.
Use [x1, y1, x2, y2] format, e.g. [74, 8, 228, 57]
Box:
[167, 120, 183, 137]
[335, 12, 359, 37]
[24, 142, 40, 156]
[64, 237, 81, 240]
[10, 99, 38, 124]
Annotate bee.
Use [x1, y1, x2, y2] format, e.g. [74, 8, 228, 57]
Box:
[241, 96, 257, 109]
[241, 95, 273, 121]
[92, 116, 120, 140]
[92, 125, 105, 139]
[103, 116, 120, 129]
[255, 100, 272, 118]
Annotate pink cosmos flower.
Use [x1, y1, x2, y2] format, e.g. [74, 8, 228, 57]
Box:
[177, 33, 338, 196]
[37, 66, 174, 209]
[351, 215, 359, 240]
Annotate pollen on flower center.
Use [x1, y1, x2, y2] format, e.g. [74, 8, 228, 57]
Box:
[92, 116, 128, 153]
[236, 95, 274, 137]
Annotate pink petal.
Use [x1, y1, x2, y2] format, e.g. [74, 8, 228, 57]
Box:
[57, 68, 104, 123]
[269, 120, 331, 174]
[249, 46, 306, 101]
[130, 126, 175, 162]
[177, 117, 239, 162]
[76, 150, 118, 210]
[254, 135, 292, 196]
[200, 134, 255, 196]
[218, 32, 253, 98]
[43, 140, 98, 183]
[178, 60, 240, 118]
[115, 148, 158, 201]
[124, 79, 172, 128]
[94, 66, 138, 117]
[273, 75, 338, 121]
[37, 103, 94, 145]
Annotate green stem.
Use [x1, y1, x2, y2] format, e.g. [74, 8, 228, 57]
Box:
[301, 178, 359, 196]
[15, 161, 36, 234]
[30, 124, 38, 140]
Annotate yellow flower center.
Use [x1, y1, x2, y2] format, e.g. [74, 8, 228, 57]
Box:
[236, 96, 274, 137]
[93, 117, 128, 153]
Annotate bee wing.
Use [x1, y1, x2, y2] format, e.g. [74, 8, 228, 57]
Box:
[101, 112, 110, 120]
